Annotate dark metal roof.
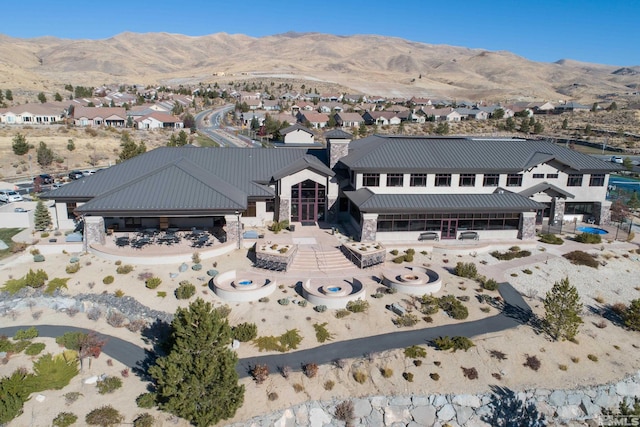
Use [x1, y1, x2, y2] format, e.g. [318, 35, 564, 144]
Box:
[519, 182, 575, 199]
[341, 135, 620, 173]
[43, 146, 330, 214]
[344, 188, 545, 213]
[324, 129, 353, 139]
[281, 123, 313, 135]
[271, 156, 335, 181]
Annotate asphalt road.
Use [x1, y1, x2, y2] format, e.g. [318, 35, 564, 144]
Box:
[0, 283, 531, 379]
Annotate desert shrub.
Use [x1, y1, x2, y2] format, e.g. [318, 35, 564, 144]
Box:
[623, 299, 640, 331]
[175, 281, 196, 299]
[430, 372, 440, 381]
[191, 263, 202, 271]
[85, 405, 124, 426]
[279, 365, 291, 378]
[126, 319, 147, 333]
[563, 250, 599, 268]
[267, 392, 279, 401]
[392, 313, 419, 327]
[114, 289, 125, 298]
[52, 412, 78, 427]
[102, 276, 114, 285]
[299, 300, 307, 308]
[278, 298, 290, 305]
[314, 305, 327, 313]
[136, 392, 156, 409]
[413, 359, 422, 367]
[438, 295, 469, 320]
[106, 311, 126, 328]
[454, 262, 477, 278]
[33, 254, 45, 262]
[433, 336, 475, 352]
[390, 249, 399, 256]
[334, 401, 355, 425]
[539, 233, 563, 245]
[25, 342, 46, 356]
[524, 354, 541, 371]
[137, 271, 153, 281]
[96, 376, 122, 394]
[292, 383, 304, 393]
[191, 251, 201, 264]
[490, 248, 531, 261]
[324, 380, 335, 390]
[87, 306, 103, 321]
[371, 292, 384, 298]
[522, 269, 533, 275]
[420, 295, 440, 315]
[575, 233, 602, 244]
[14, 326, 39, 340]
[254, 329, 302, 352]
[490, 350, 508, 361]
[145, 277, 162, 289]
[65, 263, 80, 274]
[404, 345, 427, 359]
[63, 392, 82, 405]
[335, 309, 351, 319]
[258, 297, 269, 303]
[559, 364, 568, 371]
[303, 362, 318, 378]
[56, 331, 86, 351]
[346, 299, 369, 313]
[353, 370, 367, 384]
[380, 367, 393, 378]
[232, 322, 258, 342]
[133, 413, 155, 427]
[313, 322, 334, 343]
[392, 255, 405, 263]
[462, 367, 479, 379]
[402, 372, 414, 382]
[250, 364, 269, 384]
[31, 353, 79, 391]
[116, 264, 134, 274]
[587, 354, 599, 362]
[45, 277, 70, 295]
[24, 268, 49, 288]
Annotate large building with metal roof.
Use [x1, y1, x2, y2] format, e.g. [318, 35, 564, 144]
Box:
[44, 134, 619, 246]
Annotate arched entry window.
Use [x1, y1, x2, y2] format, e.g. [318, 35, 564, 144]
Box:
[291, 179, 326, 222]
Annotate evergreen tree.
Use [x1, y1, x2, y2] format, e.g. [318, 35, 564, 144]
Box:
[505, 117, 516, 132]
[624, 299, 640, 331]
[543, 277, 583, 341]
[54, 92, 63, 102]
[358, 122, 367, 137]
[12, 133, 29, 155]
[561, 117, 568, 130]
[5, 89, 13, 101]
[492, 108, 505, 119]
[607, 102, 618, 111]
[117, 132, 146, 163]
[34, 201, 52, 231]
[37, 92, 47, 103]
[182, 113, 196, 132]
[533, 121, 544, 134]
[36, 141, 54, 167]
[627, 192, 640, 210]
[519, 117, 530, 133]
[67, 139, 75, 152]
[149, 299, 244, 426]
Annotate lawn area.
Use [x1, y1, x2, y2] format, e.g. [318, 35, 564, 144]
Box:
[194, 133, 220, 147]
[0, 228, 24, 260]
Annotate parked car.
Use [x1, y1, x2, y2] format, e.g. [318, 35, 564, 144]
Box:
[0, 189, 23, 203]
[82, 170, 96, 176]
[34, 174, 54, 184]
[68, 171, 84, 180]
[611, 156, 623, 164]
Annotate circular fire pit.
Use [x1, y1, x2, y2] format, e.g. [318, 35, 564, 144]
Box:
[382, 266, 442, 296]
[233, 279, 258, 290]
[320, 285, 349, 297]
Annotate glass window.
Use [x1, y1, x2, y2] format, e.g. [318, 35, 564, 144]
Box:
[533, 173, 544, 179]
[435, 174, 451, 187]
[410, 173, 427, 187]
[506, 173, 523, 187]
[265, 199, 275, 212]
[459, 174, 476, 187]
[483, 174, 499, 187]
[546, 173, 558, 179]
[386, 173, 404, 187]
[589, 174, 605, 187]
[362, 173, 380, 187]
[567, 174, 583, 187]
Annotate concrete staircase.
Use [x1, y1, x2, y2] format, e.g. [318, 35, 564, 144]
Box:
[288, 245, 357, 273]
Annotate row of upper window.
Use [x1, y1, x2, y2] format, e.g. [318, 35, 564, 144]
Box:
[360, 173, 606, 188]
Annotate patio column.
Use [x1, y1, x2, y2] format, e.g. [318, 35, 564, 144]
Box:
[224, 214, 242, 249]
[361, 213, 378, 242]
[84, 216, 106, 252]
[550, 197, 565, 225]
[595, 201, 612, 225]
[277, 198, 290, 223]
[518, 212, 537, 240]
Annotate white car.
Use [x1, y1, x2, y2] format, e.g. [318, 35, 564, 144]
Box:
[0, 189, 23, 203]
[82, 170, 96, 176]
[611, 156, 623, 164]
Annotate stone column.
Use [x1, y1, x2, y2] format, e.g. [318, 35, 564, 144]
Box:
[224, 214, 242, 249]
[84, 216, 105, 252]
[361, 213, 378, 242]
[278, 198, 290, 223]
[518, 212, 537, 240]
[550, 197, 566, 225]
[595, 201, 612, 225]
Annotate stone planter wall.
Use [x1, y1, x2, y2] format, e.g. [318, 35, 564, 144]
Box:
[341, 243, 386, 269]
[254, 244, 298, 271]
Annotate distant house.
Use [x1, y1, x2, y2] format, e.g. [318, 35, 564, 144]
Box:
[362, 111, 401, 126]
[318, 102, 345, 114]
[136, 112, 184, 130]
[343, 94, 366, 103]
[422, 107, 463, 122]
[244, 99, 262, 110]
[296, 111, 329, 129]
[410, 97, 432, 106]
[0, 103, 66, 125]
[455, 108, 489, 121]
[555, 102, 590, 113]
[333, 112, 364, 128]
[73, 106, 127, 127]
[262, 100, 281, 111]
[281, 124, 315, 144]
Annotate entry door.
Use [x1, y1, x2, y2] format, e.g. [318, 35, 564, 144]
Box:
[441, 219, 458, 239]
[300, 203, 315, 222]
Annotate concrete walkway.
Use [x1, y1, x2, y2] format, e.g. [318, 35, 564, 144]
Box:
[0, 283, 531, 379]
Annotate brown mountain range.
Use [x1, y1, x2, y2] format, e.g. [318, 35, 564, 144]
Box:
[0, 31, 638, 102]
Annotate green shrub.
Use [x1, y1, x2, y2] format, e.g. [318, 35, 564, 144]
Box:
[96, 376, 122, 394]
[482, 279, 499, 291]
[253, 329, 302, 352]
[44, 277, 69, 295]
[85, 405, 124, 426]
[430, 372, 440, 381]
[102, 275, 114, 285]
[33, 254, 45, 262]
[539, 233, 563, 245]
[52, 412, 78, 427]
[313, 322, 334, 343]
[353, 371, 367, 384]
[1, 277, 28, 294]
[563, 250, 599, 268]
[55, 332, 87, 351]
[136, 392, 157, 409]
[392, 313, 420, 327]
[232, 322, 258, 342]
[390, 249, 399, 256]
[575, 233, 602, 244]
[314, 305, 327, 313]
[175, 281, 196, 299]
[392, 255, 405, 263]
[438, 295, 469, 320]
[454, 262, 478, 278]
[335, 309, 351, 318]
[402, 372, 414, 382]
[14, 326, 39, 340]
[31, 353, 79, 391]
[433, 336, 475, 352]
[145, 277, 162, 289]
[380, 367, 393, 378]
[65, 263, 80, 274]
[624, 299, 640, 331]
[490, 248, 532, 261]
[346, 299, 369, 313]
[25, 342, 46, 356]
[278, 298, 289, 305]
[24, 269, 48, 288]
[404, 345, 427, 359]
[116, 264, 134, 274]
[156, 291, 166, 298]
[133, 413, 155, 427]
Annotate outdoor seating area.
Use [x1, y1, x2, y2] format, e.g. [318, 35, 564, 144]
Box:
[112, 227, 214, 250]
[458, 231, 479, 241]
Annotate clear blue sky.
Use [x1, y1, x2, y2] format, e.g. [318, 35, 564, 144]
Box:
[2, 0, 637, 66]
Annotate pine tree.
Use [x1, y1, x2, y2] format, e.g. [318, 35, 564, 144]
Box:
[36, 141, 54, 167]
[624, 299, 640, 331]
[519, 117, 530, 133]
[117, 132, 146, 163]
[627, 192, 640, 210]
[149, 299, 244, 426]
[543, 277, 583, 341]
[34, 201, 52, 231]
[561, 118, 568, 129]
[12, 133, 29, 155]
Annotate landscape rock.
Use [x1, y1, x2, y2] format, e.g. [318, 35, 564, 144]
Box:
[274, 409, 295, 427]
[308, 407, 331, 427]
[555, 405, 584, 420]
[410, 405, 436, 426]
[383, 406, 411, 426]
[452, 394, 481, 408]
[437, 403, 456, 422]
[352, 398, 372, 418]
[455, 405, 476, 425]
[549, 390, 567, 406]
